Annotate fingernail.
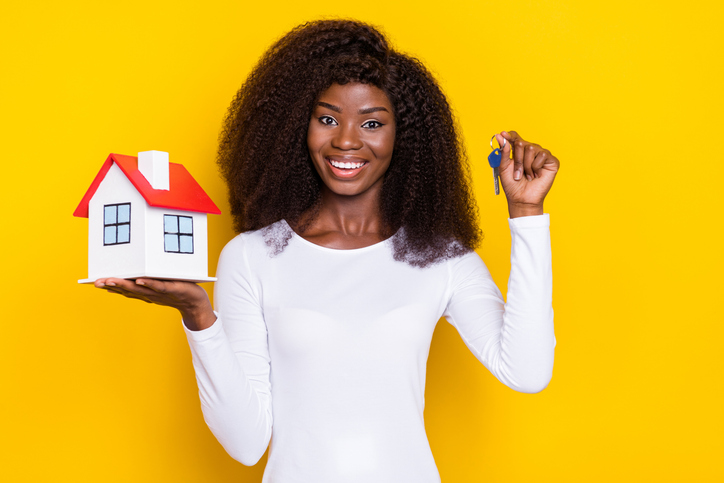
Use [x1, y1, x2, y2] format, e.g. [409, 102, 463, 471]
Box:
[137, 280, 145, 286]
[107, 282, 116, 287]
[502, 131, 508, 136]
[514, 169, 522, 180]
[526, 174, 532, 181]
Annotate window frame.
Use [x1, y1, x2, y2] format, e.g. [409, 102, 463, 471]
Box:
[103, 203, 131, 246]
[163, 214, 194, 254]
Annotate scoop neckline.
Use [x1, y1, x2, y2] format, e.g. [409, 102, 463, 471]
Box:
[282, 220, 394, 253]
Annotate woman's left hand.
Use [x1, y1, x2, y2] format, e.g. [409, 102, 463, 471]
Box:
[495, 131, 560, 218]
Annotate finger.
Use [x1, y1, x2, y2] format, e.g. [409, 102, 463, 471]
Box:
[500, 131, 527, 179]
[503, 130, 521, 144]
[101, 277, 130, 288]
[510, 132, 526, 181]
[498, 133, 513, 173]
[95, 277, 126, 288]
[108, 284, 158, 301]
[107, 289, 153, 303]
[544, 152, 560, 172]
[494, 133, 507, 149]
[104, 286, 138, 297]
[105, 284, 140, 296]
[135, 278, 169, 293]
[534, 150, 557, 177]
[523, 144, 539, 181]
[105, 278, 166, 298]
[532, 150, 548, 178]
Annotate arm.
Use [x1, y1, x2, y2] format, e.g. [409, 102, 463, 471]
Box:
[444, 214, 555, 393]
[443, 131, 559, 392]
[183, 237, 272, 465]
[95, 238, 273, 464]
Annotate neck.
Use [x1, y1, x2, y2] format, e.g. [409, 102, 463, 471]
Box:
[315, 185, 383, 236]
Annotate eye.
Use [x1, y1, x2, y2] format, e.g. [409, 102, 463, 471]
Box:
[318, 115, 337, 126]
[362, 120, 384, 129]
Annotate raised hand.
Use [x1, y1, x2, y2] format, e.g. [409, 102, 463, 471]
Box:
[94, 278, 216, 331]
[494, 131, 560, 218]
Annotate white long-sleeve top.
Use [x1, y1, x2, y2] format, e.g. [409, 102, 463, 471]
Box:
[184, 214, 555, 483]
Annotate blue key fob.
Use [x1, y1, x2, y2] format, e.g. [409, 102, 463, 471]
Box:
[488, 148, 502, 168]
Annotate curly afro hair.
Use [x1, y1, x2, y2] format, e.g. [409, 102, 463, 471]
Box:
[217, 19, 482, 267]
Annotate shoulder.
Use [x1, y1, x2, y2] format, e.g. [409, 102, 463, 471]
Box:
[219, 220, 290, 263]
[220, 228, 264, 258]
[216, 221, 291, 288]
[444, 249, 492, 289]
[390, 229, 480, 269]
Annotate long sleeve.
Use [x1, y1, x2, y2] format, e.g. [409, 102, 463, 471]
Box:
[443, 214, 555, 393]
[183, 236, 272, 465]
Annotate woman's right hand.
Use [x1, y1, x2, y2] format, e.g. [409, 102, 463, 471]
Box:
[94, 278, 217, 331]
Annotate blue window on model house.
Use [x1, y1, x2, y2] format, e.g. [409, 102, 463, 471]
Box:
[103, 203, 131, 245]
[164, 215, 194, 253]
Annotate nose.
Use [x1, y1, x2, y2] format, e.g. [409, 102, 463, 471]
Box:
[332, 124, 363, 150]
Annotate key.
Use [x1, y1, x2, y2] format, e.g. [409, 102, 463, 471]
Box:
[488, 148, 502, 195]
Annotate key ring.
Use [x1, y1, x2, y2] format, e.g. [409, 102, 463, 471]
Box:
[490, 135, 507, 150]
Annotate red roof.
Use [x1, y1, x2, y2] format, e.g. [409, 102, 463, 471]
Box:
[74, 153, 221, 218]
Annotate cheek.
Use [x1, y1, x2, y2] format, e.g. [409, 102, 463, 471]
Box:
[306, 123, 317, 152]
[372, 130, 395, 159]
[306, 120, 329, 154]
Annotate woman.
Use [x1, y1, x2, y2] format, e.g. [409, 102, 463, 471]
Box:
[97, 19, 559, 482]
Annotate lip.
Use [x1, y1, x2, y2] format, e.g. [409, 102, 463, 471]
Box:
[325, 156, 368, 179]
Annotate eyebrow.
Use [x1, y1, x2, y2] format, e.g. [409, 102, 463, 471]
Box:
[316, 102, 389, 115]
[358, 106, 389, 114]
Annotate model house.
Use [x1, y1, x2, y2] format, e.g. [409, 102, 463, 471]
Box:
[75, 151, 221, 283]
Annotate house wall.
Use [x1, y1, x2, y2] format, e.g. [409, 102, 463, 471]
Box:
[87, 163, 146, 279]
[144, 207, 208, 279]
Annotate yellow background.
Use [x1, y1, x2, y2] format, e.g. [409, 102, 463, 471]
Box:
[2, 0, 722, 481]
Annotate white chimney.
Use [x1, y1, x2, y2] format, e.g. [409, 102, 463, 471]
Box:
[138, 150, 170, 190]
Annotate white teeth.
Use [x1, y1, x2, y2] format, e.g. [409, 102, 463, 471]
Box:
[330, 160, 364, 169]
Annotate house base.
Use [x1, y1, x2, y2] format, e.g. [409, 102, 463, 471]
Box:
[78, 273, 217, 284]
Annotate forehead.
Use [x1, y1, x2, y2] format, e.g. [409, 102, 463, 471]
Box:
[317, 83, 393, 110]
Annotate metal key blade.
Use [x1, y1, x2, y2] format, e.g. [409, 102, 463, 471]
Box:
[493, 167, 500, 195]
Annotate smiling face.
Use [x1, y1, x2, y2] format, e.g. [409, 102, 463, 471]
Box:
[307, 82, 396, 199]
